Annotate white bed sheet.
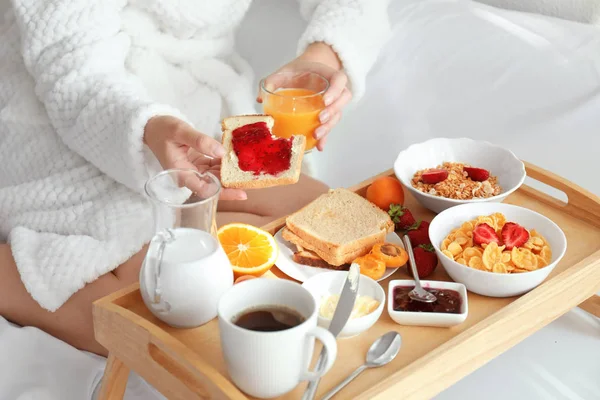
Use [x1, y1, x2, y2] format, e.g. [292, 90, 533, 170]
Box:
[1, 1, 599, 399]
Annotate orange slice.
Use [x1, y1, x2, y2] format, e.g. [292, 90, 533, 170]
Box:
[217, 223, 278, 278]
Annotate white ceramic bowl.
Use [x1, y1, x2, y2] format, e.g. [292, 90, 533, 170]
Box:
[429, 203, 567, 297]
[394, 138, 526, 213]
[302, 271, 385, 338]
[387, 280, 468, 327]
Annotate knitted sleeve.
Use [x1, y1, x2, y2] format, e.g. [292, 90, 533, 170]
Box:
[10, 0, 186, 192]
[297, 0, 392, 100]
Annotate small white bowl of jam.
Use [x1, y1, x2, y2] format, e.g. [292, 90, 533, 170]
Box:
[387, 280, 468, 327]
[303, 271, 385, 338]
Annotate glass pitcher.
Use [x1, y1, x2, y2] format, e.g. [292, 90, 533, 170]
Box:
[139, 169, 233, 328]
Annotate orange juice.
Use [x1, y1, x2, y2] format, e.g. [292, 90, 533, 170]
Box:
[263, 88, 325, 151]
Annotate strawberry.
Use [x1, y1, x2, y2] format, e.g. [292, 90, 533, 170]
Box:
[388, 204, 416, 231]
[407, 220, 431, 247]
[464, 166, 490, 182]
[421, 169, 448, 184]
[501, 222, 530, 250]
[473, 223, 500, 246]
[408, 244, 438, 279]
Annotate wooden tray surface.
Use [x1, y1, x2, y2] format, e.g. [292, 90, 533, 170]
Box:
[94, 162, 600, 400]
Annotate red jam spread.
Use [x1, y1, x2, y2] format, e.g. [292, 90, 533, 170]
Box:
[231, 122, 293, 176]
[393, 286, 462, 314]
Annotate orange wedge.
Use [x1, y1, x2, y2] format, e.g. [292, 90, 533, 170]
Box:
[217, 223, 278, 278]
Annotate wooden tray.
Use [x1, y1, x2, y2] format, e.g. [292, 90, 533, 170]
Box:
[93, 161, 600, 400]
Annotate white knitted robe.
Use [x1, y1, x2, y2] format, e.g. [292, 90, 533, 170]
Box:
[0, 0, 391, 311]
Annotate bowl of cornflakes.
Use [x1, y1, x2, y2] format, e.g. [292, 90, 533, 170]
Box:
[429, 203, 567, 297]
[394, 138, 526, 213]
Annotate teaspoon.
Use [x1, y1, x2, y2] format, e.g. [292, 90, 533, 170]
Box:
[403, 235, 437, 303]
[321, 331, 402, 400]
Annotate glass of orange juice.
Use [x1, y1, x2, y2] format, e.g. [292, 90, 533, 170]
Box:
[261, 71, 328, 152]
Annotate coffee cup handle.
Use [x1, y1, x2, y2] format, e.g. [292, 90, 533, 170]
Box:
[300, 326, 338, 381]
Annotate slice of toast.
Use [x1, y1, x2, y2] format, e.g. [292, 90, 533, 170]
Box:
[220, 114, 306, 189]
[285, 188, 394, 258]
[282, 227, 369, 266]
[293, 250, 350, 271]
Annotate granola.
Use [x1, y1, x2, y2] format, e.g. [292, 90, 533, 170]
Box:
[411, 162, 502, 200]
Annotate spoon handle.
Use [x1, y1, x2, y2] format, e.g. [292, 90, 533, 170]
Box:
[320, 365, 367, 400]
[402, 235, 422, 289]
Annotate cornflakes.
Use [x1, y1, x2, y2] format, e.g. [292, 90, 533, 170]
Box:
[439, 212, 553, 274]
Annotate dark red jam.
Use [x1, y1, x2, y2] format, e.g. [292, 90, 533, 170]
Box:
[393, 286, 462, 314]
[231, 122, 293, 176]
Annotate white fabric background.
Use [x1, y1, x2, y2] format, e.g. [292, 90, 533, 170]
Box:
[1, 0, 599, 399]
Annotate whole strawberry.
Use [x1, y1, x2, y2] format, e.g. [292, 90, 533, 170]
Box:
[407, 220, 431, 247]
[408, 244, 438, 279]
[388, 204, 416, 231]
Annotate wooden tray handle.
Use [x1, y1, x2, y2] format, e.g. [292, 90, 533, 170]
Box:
[148, 337, 247, 400]
[578, 295, 600, 319]
[522, 161, 600, 227]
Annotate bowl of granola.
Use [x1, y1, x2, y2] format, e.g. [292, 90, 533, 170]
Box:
[394, 138, 526, 213]
[428, 203, 567, 297]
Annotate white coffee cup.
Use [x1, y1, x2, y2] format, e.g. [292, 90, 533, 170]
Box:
[218, 278, 338, 398]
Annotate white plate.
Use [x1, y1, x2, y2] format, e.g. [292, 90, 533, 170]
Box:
[274, 228, 402, 283]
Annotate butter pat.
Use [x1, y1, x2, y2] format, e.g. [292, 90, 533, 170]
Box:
[319, 294, 380, 320]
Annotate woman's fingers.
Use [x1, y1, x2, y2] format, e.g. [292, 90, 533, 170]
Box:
[316, 135, 329, 152]
[256, 73, 288, 103]
[314, 111, 342, 144]
[322, 70, 347, 106]
[319, 87, 352, 125]
[171, 123, 225, 159]
[220, 188, 248, 201]
[176, 168, 247, 201]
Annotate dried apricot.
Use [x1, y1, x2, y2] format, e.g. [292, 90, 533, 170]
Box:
[366, 176, 405, 211]
[354, 255, 386, 280]
[370, 243, 408, 267]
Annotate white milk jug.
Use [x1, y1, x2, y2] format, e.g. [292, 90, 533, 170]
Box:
[140, 169, 233, 328]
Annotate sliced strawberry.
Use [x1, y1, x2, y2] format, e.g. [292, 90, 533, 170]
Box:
[421, 169, 448, 184]
[501, 222, 530, 250]
[464, 166, 490, 182]
[473, 223, 500, 246]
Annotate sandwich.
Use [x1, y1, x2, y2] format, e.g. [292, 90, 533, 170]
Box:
[284, 188, 394, 269]
[220, 114, 306, 189]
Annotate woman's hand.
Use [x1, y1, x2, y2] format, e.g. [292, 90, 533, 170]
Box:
[258, 43, 352, 151]
[144, 116, 247, 200]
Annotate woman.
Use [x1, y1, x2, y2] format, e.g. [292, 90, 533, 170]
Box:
[0, 0, 391, 355]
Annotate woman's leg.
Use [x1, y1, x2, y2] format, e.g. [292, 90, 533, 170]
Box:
[216, 173, 329, 227]
[0, 244, 147, 357]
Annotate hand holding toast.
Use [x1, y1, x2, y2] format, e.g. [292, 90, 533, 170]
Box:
[258, 43, 352, 151]
[144, 116, 247, 200]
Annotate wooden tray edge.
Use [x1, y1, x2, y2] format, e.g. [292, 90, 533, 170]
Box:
[362, 249, 600, 400]
[94, 294, 247, 400]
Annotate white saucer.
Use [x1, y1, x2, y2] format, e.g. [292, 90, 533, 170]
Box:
[274, 228, 402, 283]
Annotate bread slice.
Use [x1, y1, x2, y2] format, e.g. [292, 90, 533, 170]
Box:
[282, 227, 369, 266]
[220, 114, 306, 189]
[285, 188, 394, 258]
[293, 250, 350, 271]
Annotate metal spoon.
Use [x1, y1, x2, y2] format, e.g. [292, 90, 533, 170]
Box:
[320, 331, 402, 400]
[403, 235, 437, 303]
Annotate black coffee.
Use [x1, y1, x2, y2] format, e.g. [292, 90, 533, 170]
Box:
[233, 305, 305, 332]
